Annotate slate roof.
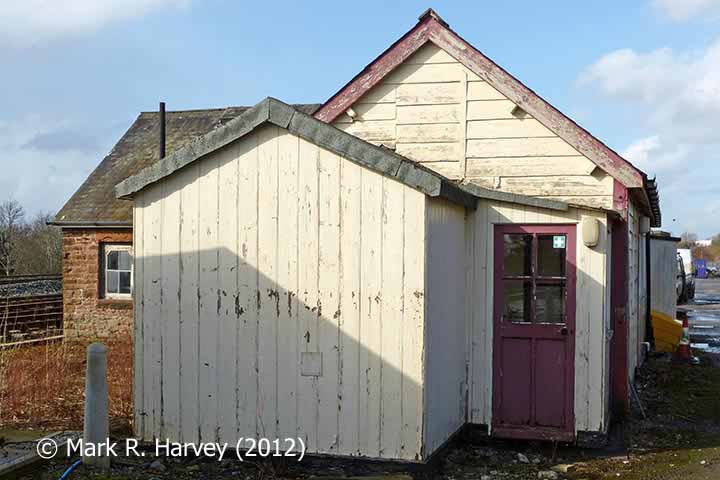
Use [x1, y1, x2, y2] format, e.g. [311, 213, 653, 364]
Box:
[53, 104, 320, 226]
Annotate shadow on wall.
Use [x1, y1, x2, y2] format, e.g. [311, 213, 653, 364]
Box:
[133, 132, 430, 461]
[135, 247, 426, 461]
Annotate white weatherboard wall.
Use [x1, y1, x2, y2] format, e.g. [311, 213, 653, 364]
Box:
[467, 200, 612, 434]
[133, 125, 431, 461]
[333, 42, 615, 210]
[650, 237, 678, 319]
[423, 197, 468, 455]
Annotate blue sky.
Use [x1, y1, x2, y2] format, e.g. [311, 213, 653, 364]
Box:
[1, 0, 718, 236]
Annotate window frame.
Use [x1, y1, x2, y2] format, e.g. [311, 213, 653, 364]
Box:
[501, 232, 568, 325]
[101, 243, 133, 300]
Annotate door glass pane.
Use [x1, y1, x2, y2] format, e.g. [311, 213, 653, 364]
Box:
[503, 280, 532, 323]
[107, 251, 118, 270]
[538, 235, 566, 277]
[107, 271, 119, 294]
[535, 283, 566, 324]
[504, 234, 532, 276]
[119, 272, 131, 294]
[118, 251, 132, 270]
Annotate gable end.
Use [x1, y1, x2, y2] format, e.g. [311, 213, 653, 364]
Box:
[314, 11, 645, 191]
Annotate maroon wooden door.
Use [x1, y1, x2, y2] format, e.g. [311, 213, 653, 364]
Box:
[492, 225, 576, 441]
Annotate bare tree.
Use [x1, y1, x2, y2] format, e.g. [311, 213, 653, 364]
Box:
[0, 199, 25, 276]
[14, 212, 62, 275]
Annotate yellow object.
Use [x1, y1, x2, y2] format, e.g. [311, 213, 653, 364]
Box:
[651, 310, 683, 352]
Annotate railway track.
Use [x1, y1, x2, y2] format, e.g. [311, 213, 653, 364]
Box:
[0, 274, 62, 285]
[0, 292, 63, 346]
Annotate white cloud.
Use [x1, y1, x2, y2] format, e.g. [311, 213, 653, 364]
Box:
[0, 115, 106, 217]
[578, 48, 686, 103]
[0, 0, 190, 46]
[580, 40, 720, 236]
[579, 41, 720, 144]
[621, 136, 690, 171]
[652, 0, 720, 22]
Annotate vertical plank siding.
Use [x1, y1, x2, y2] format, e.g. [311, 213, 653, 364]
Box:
[160, 179, 181, 440]
[143, 183, 163, 439]
[297, 136, 320, 451]
[276, 130, 300, 442]
[256, 126, 279, 440]
[178, 163, 200, 443]
[236, 137, 259, 439]
[134, 126, 427, 461]
[423, 198, 468, 455]
[358, 169, 382, 457]
[332, 43, 614, 208]
[217, 142, 240, 442]
[132, 192, 145, 437]
[467, 200, 611, 434]
[198, 148, 220, 442]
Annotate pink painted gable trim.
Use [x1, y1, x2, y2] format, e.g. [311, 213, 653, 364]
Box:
[313, 18, 433, 124]
[613, 179, 629, 220]
[315, 12, 645, 189]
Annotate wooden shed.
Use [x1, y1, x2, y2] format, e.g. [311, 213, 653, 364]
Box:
[116, 9, 663, 462]
[119, 99, 616, 460]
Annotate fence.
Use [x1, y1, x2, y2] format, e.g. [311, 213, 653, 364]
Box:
[1, 293, 63, 346]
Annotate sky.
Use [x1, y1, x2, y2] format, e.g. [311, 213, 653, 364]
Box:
[0, 0, 718, 237]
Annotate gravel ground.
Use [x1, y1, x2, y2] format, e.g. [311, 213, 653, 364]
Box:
[0, 279, 62, 298]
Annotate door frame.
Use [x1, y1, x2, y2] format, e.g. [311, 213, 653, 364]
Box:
[491, 224, 577, 441]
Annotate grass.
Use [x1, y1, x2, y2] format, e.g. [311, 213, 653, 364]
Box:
[0, 337, 133, 431]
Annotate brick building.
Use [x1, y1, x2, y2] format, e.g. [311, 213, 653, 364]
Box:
[53, 105, 319, 339]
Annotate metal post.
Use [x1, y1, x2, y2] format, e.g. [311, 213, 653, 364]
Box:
[83, 342, 109, 469]
[159, 102, 166, 159]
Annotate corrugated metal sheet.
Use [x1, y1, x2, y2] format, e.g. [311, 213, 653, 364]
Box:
[650, 236, 678, 319]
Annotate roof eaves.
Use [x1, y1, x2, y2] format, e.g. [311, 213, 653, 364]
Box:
[48, 220, 133, 228]
[458, 182, 569, 212]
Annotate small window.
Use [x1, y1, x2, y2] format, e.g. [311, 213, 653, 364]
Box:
[103, 244, 133, 299]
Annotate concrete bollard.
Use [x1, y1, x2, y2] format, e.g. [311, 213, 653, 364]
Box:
[83, 342, 109, 469]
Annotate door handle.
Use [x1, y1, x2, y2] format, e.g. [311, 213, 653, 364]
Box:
[560, 327, 569, 336]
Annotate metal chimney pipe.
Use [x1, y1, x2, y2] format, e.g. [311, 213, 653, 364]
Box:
[159, 102, 166, 159]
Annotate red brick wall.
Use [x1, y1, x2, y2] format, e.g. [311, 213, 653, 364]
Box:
[62, 228, 133, 339]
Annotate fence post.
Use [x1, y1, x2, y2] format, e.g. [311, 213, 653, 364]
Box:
[83, 342, 109, 469]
